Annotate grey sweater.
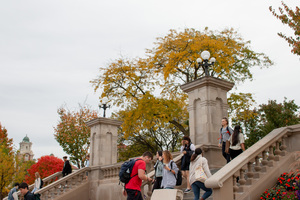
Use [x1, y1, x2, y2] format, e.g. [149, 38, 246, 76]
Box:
[161, 160, 179, 189]
[219, 126, 233, 144]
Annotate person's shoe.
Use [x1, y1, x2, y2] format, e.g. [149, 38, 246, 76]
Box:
[184, 188, 191, 193]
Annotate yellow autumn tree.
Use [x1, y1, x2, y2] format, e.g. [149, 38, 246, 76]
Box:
[146, 28, 273, 96]
[92, 28, 273, 158]
[0, 123, 15, 200]
[54, 105, 98, 168]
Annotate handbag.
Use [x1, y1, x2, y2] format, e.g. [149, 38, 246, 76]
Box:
[225, 140, 230, 154]
[195, 158, 207, 182]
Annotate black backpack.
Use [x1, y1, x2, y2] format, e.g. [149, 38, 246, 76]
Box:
[119, 158, 141, 184]
[40, 179, 44, 188]
[34, 194, 41, 200]
[171, 161, 182, 186]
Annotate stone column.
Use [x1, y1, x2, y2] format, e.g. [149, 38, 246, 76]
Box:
[86, 117, 122, 166]
[180, 76, 234, 168]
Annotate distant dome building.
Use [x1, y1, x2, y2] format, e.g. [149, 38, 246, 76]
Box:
[18, 135, 34, 161]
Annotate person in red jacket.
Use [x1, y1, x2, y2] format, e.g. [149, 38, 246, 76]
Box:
[123, 151, 153, 200]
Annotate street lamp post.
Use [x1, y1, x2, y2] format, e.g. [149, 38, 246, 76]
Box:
[196, 50, 216, 77]
[99, 97, 110, 118]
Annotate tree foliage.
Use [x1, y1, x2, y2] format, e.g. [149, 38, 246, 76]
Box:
[146, 28, 272, 96]
[0, 123, 15, 200]
[54, 106, 98, 168]
[25, 155, 64, 184]
[233, 98, 300, 148]
[92, 28, 273, 159]
[270, 2, 300, 56]
[13, 157, 35, 186]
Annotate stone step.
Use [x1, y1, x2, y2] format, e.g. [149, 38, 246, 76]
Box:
[182, 168, 220, 200]
[182, 189, 213, 200]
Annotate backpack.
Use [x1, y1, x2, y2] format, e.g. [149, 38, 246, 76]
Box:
[220, 126, 231, 136]
[40, 179, 44, 188]
[171, 161, 182, 186]
[34, 193, 41, 200]
[119, 158, 142, 184]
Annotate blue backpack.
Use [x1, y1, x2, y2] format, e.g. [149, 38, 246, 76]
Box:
[119, 158, 141, 184]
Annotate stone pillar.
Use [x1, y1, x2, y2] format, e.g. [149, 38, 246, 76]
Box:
[180, 76, 234, 146]
[86, 117, 122, 166]
[180, 77, 234, 168]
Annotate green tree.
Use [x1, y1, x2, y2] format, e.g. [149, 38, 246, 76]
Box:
[245, 98, 300, 148]
[13, 157, 35, 185]
[270, 2, 300, 56]
[54, 105, 98, 168]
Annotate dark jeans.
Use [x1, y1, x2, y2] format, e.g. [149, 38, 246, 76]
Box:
[125, 189, 143, 200]
[191, 181, 212, 200]
[222, 142, 231, 163]
[152, 177, 162, 192]
[229, 149, 243, 160]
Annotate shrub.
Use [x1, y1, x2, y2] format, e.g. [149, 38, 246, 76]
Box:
[260, 172, 300, 200]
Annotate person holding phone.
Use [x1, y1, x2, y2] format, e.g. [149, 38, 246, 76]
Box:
[161, 150, 178, 189]
[181, 136, 195, 193]
[152, 151, 164, 191]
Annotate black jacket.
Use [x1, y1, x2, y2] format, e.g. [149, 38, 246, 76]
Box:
[62, 160, 72, 176]
[24, 191, 35, 200]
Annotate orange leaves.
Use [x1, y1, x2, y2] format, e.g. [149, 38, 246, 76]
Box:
[270, 2, 300, 56]
[54, 105, 98, 168]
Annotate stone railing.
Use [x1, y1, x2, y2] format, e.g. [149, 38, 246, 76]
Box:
[100, 162, 122, 179]
[205, 124, 300, 200]
[3, 171, 63, 200]
[36, 167, 90, 200]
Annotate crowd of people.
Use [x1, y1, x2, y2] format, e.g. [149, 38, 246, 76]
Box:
[8, 117, 245, 200]
[123, 117, 245, 200]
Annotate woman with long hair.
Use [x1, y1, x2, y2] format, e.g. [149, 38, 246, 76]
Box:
[218, 117, 233, 163]
[152, 150, 164, 191]
[228, 125, 245, 159]
[161, 150, 178, 189]
[181, 136, 195, 193]
[189, 148, 212, 200]
[31, 172, 41, 193]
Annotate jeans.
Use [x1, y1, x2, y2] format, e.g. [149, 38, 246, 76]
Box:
[222, 142, 231, 163]
[191, 181, 212, 200]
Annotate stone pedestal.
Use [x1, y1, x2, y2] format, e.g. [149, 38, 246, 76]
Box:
[180, 76, 234, 146]
[181, 76, 234, 168]
[86, 117, 122, 166]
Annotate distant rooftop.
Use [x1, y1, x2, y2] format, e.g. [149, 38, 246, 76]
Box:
[22, 135, 30, 143]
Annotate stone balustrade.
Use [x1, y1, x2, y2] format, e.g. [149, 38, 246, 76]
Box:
[100, 163, 122, 179]
[205, 124, 300, 200]
[3, 171, 63, 200]
[36, 167, 90, 200]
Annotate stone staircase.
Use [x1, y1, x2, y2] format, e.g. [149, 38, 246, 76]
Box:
[183, 191, 213, 200]
[5, 124, 300, 200]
